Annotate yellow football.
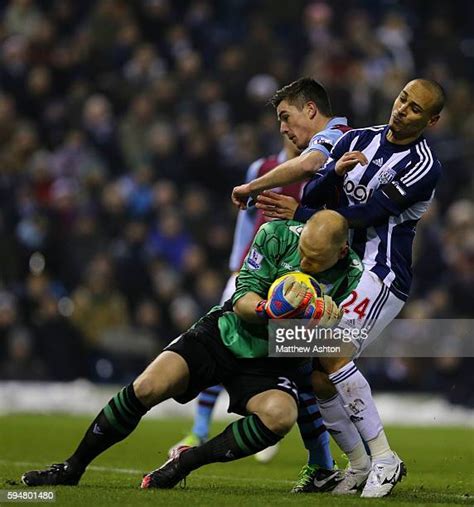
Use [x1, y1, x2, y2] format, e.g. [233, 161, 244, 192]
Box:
[268, 271, 322, 301]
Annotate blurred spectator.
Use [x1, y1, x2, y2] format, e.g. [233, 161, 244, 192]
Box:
[119, 93, 156, 168]
[146, 210, 193, 268]
[4, 0, 44, 40]
[71, 255, 130, 347]
[33, 292, 86, 381]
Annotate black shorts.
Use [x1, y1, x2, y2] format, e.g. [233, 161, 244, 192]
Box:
[164, 307, 301, 415]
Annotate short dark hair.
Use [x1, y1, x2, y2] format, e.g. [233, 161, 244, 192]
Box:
[270, 77, 333, 117]
[416, 79, 446, 116]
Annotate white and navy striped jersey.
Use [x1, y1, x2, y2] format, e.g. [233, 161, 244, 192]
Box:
[299, 125, 442, 301]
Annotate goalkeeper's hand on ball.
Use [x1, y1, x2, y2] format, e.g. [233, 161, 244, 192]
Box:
[256, 276, 313, 319]
[303, 295, 342, 327]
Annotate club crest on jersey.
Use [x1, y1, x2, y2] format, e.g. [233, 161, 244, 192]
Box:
[378, 167, 396, 185]
[247, 248, 263, 270]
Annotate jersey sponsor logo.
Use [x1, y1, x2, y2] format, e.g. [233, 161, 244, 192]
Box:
[378, 167, 396, 184]
[343, 179, 374, 203]
[247, 248, 264, 270]
[289, 225, 304, 236]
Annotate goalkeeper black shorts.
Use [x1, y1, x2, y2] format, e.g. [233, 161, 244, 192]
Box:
[164, 306, 300, 416]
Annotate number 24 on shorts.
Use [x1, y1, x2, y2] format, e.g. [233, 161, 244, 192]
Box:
[341, 290, 371, 319]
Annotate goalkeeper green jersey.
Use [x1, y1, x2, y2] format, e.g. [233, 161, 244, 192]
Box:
[215, 220, 363, 358]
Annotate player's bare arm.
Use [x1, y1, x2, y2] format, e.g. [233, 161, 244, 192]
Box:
[233, 292, 265, 323]
[231, 150, 326, 209]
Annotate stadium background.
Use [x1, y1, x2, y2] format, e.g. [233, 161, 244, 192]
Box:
[0, 0, 473, 413]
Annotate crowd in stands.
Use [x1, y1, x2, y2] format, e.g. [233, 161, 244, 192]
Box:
[0, 0, 472, 406]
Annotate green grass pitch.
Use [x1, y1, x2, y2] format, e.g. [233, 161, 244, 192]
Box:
[1, 414, 473, 506]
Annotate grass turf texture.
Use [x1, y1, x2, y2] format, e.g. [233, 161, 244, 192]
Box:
[1, 414, 472, 506]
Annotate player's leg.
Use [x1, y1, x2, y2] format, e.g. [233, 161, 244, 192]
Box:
[321, 271, 406, 497]
[169, 274, 237, 455]
[291, 362, 341, 493]
[142, 375, 299, 489]
[313, 363, 372, 494]
[179, 389, 297, 470]
[22, 350, 190, 486]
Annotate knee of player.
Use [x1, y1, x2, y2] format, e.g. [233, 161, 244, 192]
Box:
[261, 392, 297, 435]
[133, 374, 158, 407]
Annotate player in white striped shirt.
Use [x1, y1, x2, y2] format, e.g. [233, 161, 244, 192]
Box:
[257, 79, 446, 498]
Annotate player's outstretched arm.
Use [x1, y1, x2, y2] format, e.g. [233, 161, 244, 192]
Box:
[232, 150, 327, 209]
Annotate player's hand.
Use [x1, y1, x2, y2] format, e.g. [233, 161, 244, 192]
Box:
[232, 183, 253, 210]
[256, 191, 299, 220]
[303, 295, 343, 327]
[335, 151, 368, 176]
[256, 276, 313, 319]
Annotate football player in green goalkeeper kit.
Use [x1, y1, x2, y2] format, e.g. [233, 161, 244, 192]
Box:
[22, 210, 363, 490]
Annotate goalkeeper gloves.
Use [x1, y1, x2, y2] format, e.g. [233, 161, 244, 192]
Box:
[302, 295, 342, 327]
[256, 276, 313, 319]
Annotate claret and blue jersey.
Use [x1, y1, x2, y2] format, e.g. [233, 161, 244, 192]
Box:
[301, 116, 351, 160]
[298, 124, 442, 301]
[229, 116, 350, 273]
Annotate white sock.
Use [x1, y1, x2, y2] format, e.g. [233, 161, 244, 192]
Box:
[329, 362, 391, 459]
[347, 442, 371, 471]
[367, 429, 393, 461]
[318, 394, 370, 471]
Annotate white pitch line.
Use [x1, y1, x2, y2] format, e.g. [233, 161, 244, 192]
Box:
[0, 459, 293, 485]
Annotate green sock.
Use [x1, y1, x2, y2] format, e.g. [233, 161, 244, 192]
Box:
[68, 383, 148, 469]
[180, 414, 282, 471]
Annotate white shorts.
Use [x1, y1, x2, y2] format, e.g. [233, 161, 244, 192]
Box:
[220, 273, 238, 305]
[338, 270, 405, 356]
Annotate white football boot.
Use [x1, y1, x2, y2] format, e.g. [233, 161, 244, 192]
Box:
[361, 452, 407, 498]
[332, 466, 370, 495]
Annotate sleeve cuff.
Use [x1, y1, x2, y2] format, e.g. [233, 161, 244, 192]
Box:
[294, 206, 318, 222]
